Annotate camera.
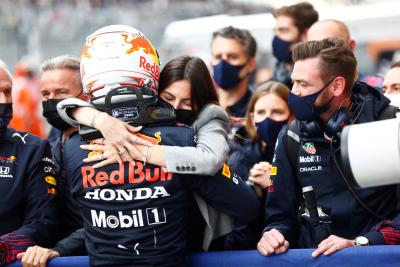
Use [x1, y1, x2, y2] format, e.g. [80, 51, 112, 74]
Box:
[341, 113, 400, 188]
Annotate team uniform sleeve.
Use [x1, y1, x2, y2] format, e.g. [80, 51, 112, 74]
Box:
[0, 139, 59, 264]
[52, 228, 86, 256]
[183, 165, 260, 224]
[263, 125, 300, 246]
[367, 215, 400, 245]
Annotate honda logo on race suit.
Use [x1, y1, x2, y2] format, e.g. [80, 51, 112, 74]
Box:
[0, 166, 10, 175]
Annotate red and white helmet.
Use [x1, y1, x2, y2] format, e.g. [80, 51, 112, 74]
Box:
[80, 25, 160, 98]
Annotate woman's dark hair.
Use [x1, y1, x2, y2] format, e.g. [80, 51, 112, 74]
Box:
[158, 56, 219, 114]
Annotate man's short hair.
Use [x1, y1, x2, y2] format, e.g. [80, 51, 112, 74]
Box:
[40, 55, 82, 88]
[390, 61, 400, 69]
[273, 2, 319, 35]
[293, 37, 357, 95]
[212, 26, 257, 59]
[0, 59, 12, 80]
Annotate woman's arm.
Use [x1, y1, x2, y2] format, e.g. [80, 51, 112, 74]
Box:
[83, 115, 229, 176]
[162, 116, 229, 175]
[57, 99, 153, 163]
[60, 99, 230, 175]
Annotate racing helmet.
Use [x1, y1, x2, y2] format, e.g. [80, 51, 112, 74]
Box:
[80, 25, 160, 99]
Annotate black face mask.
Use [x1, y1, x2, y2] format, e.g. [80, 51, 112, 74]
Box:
[42, 99, 72, 131]
[175, 109, 196, 126]
[0, 103, 13, 132]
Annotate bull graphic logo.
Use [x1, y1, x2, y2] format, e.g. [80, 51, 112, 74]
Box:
[121, 33, 160, 65]
[0, 166, 10, 175]
[81, 36, 96, 59]
[133, 132, 162, 145]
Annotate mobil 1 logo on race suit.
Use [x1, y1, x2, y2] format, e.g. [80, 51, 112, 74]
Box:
[63, 126, 197, 264]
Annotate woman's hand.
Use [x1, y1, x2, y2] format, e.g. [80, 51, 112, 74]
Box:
[81, 140, 149, 168]
[248, 161, 272, 190]
[92, 113, 152, 163]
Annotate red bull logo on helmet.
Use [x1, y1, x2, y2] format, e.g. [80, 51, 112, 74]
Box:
[122, 33, 160, 66]
[81, 36, 96, 60]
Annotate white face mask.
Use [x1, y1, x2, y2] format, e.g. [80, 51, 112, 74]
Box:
[384, 93, 400, 108]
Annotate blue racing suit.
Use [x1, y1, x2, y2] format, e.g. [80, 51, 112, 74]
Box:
[63, 125, 260, 267]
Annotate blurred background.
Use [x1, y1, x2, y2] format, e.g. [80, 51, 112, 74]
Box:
[1, 0, 400, 79]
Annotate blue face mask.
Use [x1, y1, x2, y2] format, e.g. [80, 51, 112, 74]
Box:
[255, 117, 288, 143]
[213, 60, 246, 90]
[272, 35, 293, 63]
[0, 103, 13, 132]
[288, 78, 335, 121]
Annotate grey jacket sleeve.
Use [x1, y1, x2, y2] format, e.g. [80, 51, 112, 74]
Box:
[163, 103, 230, 176]
[57, 98, 92, 128]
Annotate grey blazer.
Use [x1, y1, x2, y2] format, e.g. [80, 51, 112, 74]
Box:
[163, 103, 230, 175]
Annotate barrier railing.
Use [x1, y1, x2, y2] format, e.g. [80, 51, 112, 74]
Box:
[7, 246, 400, 267]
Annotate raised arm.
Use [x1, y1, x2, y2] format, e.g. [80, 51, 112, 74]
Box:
[59, 100, 230, 175]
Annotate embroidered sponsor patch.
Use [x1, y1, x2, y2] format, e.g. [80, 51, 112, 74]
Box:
[0, 155, 17, 162]
[222, 163, 231, 179]
[299, 155, 321, 163]
[41, 157, 53, 164]
[0, 166, 12, 178]
[299, 165, 322, 172]
[268, 185, 275, 193]
[302, 142, 316, 154]
[45, 176, 57, 186]
[270, 166, 277, 176]
[133, 131, 162, 145]
[47, 188, 57, 195]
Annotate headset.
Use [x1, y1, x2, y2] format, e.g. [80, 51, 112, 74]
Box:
[299, 91, 366, 140]
[299, 108, 355, 140]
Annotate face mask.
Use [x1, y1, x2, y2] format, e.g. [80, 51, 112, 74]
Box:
[272, 35, 293, 63]
[288, 78, 335, 121]
[255, 117, 288, 143]
[213, 60, 246, 90]
[0, 103, 13, 131]
[175, 109, 196, 125]
[42, 99, 72, 131]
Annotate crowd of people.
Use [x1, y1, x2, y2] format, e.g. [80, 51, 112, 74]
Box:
[0, 2, 400, 267]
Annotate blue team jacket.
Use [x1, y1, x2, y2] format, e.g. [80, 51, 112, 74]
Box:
[0, 127, 58, 246]
[264, 82, 398, 247]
